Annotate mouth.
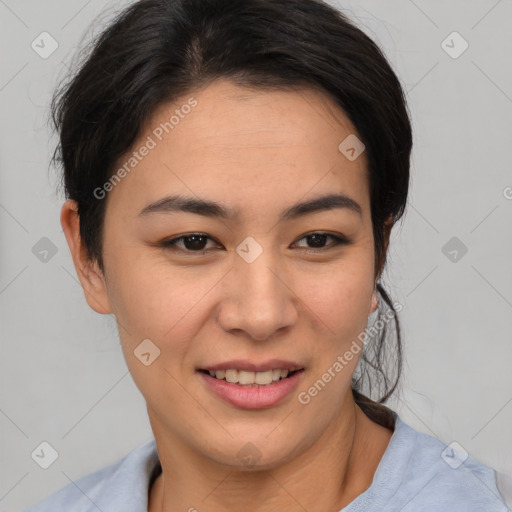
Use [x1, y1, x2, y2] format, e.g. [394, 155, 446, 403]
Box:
[198, 368, 303, 387]
[197, 365, 305, 409]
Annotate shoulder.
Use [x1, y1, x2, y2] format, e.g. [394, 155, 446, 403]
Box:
[346, 412, 509, 511]
[374, 414, 509, 511]
[23, 438, 160, 512]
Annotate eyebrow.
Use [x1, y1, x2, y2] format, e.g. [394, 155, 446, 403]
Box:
[138, 193, 362, 221]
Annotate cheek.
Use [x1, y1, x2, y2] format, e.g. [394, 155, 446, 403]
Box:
[105, 254, 212, 352]
[297, 256, 374, 342]
[107, 259, 206, 406]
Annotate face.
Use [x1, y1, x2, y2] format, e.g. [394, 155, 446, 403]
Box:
[68, 79, 381, 469]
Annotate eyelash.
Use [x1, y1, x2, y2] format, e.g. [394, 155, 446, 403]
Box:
[159, 232, 350, 256]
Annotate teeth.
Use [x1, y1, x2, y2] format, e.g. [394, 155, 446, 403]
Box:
[255, 370, 273, 385]
[225, 369, 238, 383]
[238, 370, 255, 385]
[207, 368, 296, 385]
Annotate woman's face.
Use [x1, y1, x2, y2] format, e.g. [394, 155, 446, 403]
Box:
[75, 79, 379, 468]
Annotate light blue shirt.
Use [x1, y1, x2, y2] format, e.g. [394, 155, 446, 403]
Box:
[24, 413, 509, 511]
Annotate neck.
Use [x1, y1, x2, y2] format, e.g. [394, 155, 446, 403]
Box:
[148, 393, 392, 512]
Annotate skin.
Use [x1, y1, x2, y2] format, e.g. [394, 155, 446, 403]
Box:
[61, 78, 394, 512]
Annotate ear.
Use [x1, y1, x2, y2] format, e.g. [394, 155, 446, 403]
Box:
[370, 215, 394, 315]
[374, 215, 394, 279]
[60, 199, 113, 315]
[369, 288, 379, 314]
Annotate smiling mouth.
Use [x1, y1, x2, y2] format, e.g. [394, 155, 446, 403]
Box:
[198, 368, 304, 386]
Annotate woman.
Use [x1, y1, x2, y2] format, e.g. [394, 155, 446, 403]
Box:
[25, 0, 509, 510]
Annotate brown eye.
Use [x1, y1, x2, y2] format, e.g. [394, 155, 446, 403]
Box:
[160, 231, 350, 257]
[161, 233, 220, 254]
[293, 232, 350, 253]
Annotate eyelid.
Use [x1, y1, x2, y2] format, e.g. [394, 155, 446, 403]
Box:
[160, 233, 220, 253]
[160, 231, 350, 255]
[293, 232, 351, 254]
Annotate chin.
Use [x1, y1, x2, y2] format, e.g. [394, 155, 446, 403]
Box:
[202, 431, 307, 471]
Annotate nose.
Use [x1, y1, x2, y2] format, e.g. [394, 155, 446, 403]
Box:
[216, 248, 298, 341]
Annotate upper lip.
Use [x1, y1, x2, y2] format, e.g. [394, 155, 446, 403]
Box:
[199, 359, 304, 372]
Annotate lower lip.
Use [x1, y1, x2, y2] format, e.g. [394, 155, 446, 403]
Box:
[198, 370, 304, 409]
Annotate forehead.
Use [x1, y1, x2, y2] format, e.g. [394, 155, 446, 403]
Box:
[106, 79, 370, 217]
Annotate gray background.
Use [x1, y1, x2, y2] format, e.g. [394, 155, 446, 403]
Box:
[1, 0, 511, 510]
